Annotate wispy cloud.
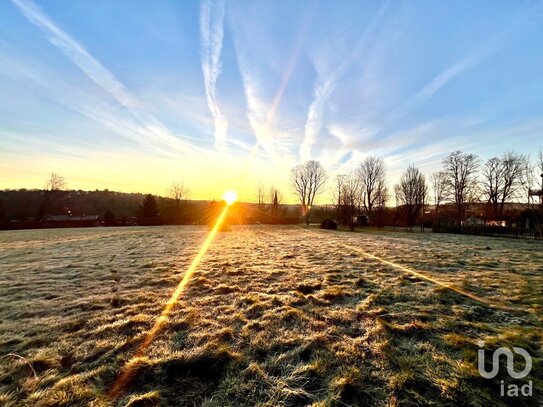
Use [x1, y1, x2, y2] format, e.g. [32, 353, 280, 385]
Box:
[388, 57, 478, 121]
[299, 4, 388, 163]
[228, 13, 293, 170]
[10, 0, 197, 157]
[199, 0, 228, 150]
[385, 32, 503, 124]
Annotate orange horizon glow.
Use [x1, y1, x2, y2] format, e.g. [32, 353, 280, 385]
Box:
[108, 204, 230, 400]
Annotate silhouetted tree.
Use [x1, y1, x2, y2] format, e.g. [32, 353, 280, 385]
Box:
[168, 181, 189, 217]
[269, 187, 282, 216]
[340, 171, 361, 231]
[256, 183, 265, 213]
[334, 175, 348, 225]
[430, 171, 447, 229]
[46, 173, 66, 191]
[103, 210, 116, 226]
[395, 166, 427, 229]
[291, 160, 328, 225]
[483, 152, 527, 219]
[358, 156, 386, 217]
[532, 147, 543, 233]
[374, 179, 389, 229]
[36, 172, 67, 220]
[140, 194, 159, 218]
[442, 151, 480, 225]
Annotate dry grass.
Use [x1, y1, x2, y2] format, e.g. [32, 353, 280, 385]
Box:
[0, 225, 541, 406]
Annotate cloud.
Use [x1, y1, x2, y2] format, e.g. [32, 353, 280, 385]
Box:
[10, 0, 197, 157]
[389, 57, 478, 121]
[199, 0, 228, 150]
[299, 4, 388, 163]
[227, 12, 292, 170]
[385, 30, 503, 125]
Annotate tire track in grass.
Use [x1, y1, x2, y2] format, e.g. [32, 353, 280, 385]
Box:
[299, 227, 528, 315]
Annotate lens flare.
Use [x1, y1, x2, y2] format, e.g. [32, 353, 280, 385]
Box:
[108, 205, 230, 400]
[222, 190, 237, 206]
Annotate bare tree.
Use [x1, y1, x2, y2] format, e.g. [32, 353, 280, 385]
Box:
[529, 147, 543, 232]
[430, 171, 447, 222]
[374, 178, 389, 229]
[538, 147, 543, 193]
[340, 171, 361, 231]
[291, 160, 328, 225]
[256, 183, 266, 212]
[168, 181, 189, 217]
[333, 175, 347, 225]
[395, 165, 427, 229]
[358, 156, 386, 216]
[482, 151, 527, 218]
[268, 187, 283, 215]
[36, 172, 67, 220]
[442, 151, 480, 225]
[483, 157, 501, 216]
[45, 172, 66, 191]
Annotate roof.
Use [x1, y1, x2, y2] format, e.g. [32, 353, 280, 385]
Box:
[45, 215, 100, 221]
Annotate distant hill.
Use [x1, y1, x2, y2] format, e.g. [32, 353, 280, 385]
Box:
[0, 189, 303, 228]
[0, 189, 186, 222]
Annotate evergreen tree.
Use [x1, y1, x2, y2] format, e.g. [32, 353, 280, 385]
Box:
[140, 194, 159, 217]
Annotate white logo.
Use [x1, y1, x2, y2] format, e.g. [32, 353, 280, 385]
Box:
[478, 340, 533, 398]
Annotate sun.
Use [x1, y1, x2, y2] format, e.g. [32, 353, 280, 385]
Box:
[222, 190, 237, 206]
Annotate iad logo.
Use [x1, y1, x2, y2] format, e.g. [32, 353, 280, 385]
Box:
[477, 340, 532, 397]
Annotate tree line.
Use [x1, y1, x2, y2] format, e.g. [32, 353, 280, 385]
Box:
[290, 147, 543, 231]
[0, 173, 193, 223]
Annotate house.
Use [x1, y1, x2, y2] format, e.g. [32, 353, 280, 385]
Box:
[462, 217, 485, 227]
[44, 215, 101, 228]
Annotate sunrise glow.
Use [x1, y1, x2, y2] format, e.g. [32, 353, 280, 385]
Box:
[222, 190, 237, 206]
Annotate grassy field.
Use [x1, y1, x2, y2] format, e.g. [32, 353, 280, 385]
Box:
[0, 225, 541, 406]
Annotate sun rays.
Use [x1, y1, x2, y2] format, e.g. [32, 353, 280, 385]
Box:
[108, 201, 232, 399]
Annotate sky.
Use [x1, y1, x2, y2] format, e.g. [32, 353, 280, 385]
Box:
[1, 0, 542, 203]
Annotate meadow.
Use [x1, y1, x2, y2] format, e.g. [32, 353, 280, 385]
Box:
[0, 225, 541, 406]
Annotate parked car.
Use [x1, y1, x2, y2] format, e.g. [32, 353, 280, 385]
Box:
[320, 219, 338, 230]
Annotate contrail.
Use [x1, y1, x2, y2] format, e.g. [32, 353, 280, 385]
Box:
[236, 8, 314, 185]
[108, 204, 230, 399]
[11, 0, 197, 156]
[200, 0, 228, 150]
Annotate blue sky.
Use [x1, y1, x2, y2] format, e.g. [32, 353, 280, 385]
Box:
[1, 0, 542, 201]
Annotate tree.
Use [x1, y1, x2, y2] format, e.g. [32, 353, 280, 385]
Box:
[45, 173, 66, 191]
[334, 175, 348, 225]
[140, 194, 159, 218]
[291, 160, 328, 225]
[256, 183, 265, 212]
[530, 147, 543, 233]
[374, 179, 389, 229]
[268, 187, 283, 216]
[358, 156, 386, 216]
[340, 171, 361, 231]
[395, 166, 427, 229]
[442, 151, 480, 225]
[430, 171, 447, 229]
[482, 152, 527, 219]
[36, 172, 67, 220]
[168, 181, 189, 217]
[103, 210, 116, 226]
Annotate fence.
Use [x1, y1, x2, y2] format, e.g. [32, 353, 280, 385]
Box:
[436, 224, 541, 240]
